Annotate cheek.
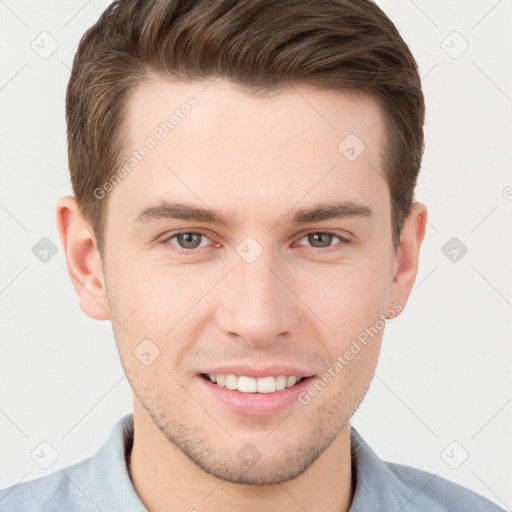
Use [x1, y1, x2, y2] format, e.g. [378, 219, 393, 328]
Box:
[106, 242, 394, 347]
[107, 259, 196, 335]
[302, 259, 392, 331]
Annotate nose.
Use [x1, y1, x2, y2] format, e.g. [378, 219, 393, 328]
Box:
[215, 249, 301, 348]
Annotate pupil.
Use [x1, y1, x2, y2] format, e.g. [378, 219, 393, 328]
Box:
[310, 233, 332, 247]
[180, 233, 200, 248]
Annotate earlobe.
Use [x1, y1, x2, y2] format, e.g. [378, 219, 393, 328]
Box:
[56, 196, 111, 320]
[388, 202, 428, 313]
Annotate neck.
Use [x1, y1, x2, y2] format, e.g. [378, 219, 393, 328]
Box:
[128, 403, 354, 512]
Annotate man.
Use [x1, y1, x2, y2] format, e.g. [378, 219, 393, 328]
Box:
[0, 0, 505, 510]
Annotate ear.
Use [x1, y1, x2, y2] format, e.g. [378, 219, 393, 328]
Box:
[387, 201, 428, 316]
[56, 195, 110, 320]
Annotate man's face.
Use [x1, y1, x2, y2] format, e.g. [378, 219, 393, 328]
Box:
[101, 77, 402, 484]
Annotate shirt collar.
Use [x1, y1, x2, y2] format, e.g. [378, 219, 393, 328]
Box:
[91, 413, 146, 511]
[348, 426, 406, 510]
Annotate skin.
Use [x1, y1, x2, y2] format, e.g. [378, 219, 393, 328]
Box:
[57, 76, 427, 512]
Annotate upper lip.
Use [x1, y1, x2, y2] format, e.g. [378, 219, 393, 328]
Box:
[199, 364, 316, 379]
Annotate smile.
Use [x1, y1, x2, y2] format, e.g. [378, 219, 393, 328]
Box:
[202, 373, 308, 393]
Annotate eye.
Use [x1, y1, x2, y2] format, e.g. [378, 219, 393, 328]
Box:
[159, 230, 351, 256]
[161, 231, 213, 253]
[296, 231, 350, 252]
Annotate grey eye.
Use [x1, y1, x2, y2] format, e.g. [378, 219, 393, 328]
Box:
[306, 232, 335, 248]
[176, 232, 203, 249]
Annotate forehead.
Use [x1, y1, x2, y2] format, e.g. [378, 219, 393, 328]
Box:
[110, 76, 388, 228]
[125, 76, 383, 146]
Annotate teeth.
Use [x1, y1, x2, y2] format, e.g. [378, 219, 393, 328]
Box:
[286, 376, 297, 387]
[256, 376, 274, 393]
[225, 374, 238, 390]
[240, 375, 258, 393]
[205, 373, 306, 393]
[275, 375, 287, 391]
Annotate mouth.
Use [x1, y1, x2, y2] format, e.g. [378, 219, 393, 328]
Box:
[200, 373, 314, 394]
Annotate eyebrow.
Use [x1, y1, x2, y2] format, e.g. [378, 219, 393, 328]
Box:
[132, 199, 373, 227]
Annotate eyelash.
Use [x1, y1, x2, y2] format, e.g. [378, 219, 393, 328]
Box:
[160, 230, 351, 255]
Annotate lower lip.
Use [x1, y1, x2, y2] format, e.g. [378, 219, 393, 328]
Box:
[197, 374, 316, 417]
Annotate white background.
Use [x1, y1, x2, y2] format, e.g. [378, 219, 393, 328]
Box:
[0, 0, 511, 509]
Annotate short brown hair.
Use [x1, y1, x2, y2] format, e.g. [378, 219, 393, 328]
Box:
[66, 0, 425, 255]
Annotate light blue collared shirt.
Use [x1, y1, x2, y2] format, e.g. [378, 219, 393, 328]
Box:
[0, 413, 505, 511]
